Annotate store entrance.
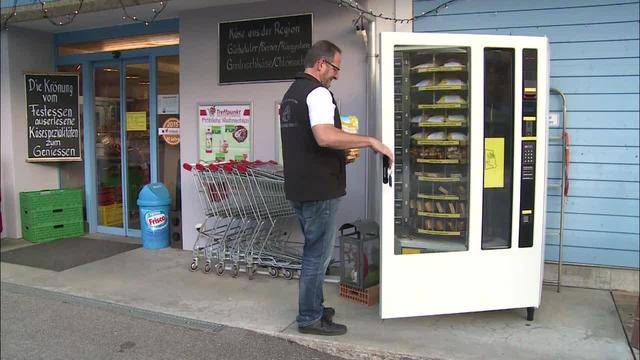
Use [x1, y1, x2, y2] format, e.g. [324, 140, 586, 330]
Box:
[94, 60, 151, 236]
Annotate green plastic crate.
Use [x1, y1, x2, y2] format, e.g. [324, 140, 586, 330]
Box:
[22, 221, 84, 243]
[20, 188, 83, 211]
[21, 206, 83, 226]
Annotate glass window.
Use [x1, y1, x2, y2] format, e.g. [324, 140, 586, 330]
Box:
[482, 48, 515, 250]
[393, 45, 471, 255]
[124, 63, 151, 230]
[156, 55, 180, 211]
[95, 65, 123, 227]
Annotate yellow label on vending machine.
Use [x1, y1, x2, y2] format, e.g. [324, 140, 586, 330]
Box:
[484, 137, 505, 188]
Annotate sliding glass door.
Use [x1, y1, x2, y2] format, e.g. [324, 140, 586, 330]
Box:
[94, 60, 151, 236]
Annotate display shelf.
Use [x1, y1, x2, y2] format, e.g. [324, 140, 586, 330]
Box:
[416, 175, 466, 182]
[413, 84, 468, 91]
[417, 158, 466, 164]
[413, 65, 467, 73]
[418, 103, 468, 110]
[417, 211, 463, 219]
[417, 121, 467, 128]
[417, 193, 460, 200]
[415, 229, 462, 236]
[415, 139, 467, 146]
[400, 237, 467, 253]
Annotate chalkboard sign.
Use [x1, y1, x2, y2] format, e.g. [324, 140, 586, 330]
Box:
[219, 14, 312, 84]
[25, 73, 81, 162]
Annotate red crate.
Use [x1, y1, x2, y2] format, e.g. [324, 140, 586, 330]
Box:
[339, 283, 379, 306]
[98, 186, 122, 205]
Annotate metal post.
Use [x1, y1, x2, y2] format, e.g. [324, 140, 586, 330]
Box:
[550, 87, 568, 293]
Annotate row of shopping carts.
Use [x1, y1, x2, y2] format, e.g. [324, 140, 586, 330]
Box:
[183, 160, 302, 280]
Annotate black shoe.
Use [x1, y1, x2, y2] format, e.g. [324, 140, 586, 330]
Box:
[322, 307, 335, 323]
[298, 318, 347, 336]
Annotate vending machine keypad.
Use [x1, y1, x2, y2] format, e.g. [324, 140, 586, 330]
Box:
[518, 49, 538, 248]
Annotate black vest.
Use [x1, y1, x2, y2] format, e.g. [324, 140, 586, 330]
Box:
[279, 73, 346, 201]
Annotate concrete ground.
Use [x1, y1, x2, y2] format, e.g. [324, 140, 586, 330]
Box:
[1, 236, 635, 360]
[1, 283, 342, 360]
[612, 291, 640, 359]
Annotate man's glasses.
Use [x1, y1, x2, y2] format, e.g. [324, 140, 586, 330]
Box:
[324, 59, 341, 72]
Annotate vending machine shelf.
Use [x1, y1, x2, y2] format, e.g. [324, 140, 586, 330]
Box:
[413, 85, 468, 91]
[417, 159, 466, 164]
[417, 193, 460, 200]
[417, 211, 464, 219]
[418, 121, 467, 128]
[414, 139, 467, 146]
[416, 175, 466, 182]
[413, 65, 467, 73]
[400, 237, 467, 252]
[418, 103, 468, 110]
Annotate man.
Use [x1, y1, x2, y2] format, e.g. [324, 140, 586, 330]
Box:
[279, 40, 394, 336]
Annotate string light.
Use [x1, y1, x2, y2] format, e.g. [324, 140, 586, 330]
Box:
[119, 0, 167, 25]
[1, 0, 19, 30]
[40, 0, 84, 27]
[1, 0, 167, 31]
[328, 0, 458, 23]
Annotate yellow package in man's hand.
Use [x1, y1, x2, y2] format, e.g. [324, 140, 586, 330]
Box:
[340, 115, 359, 134]
[341, 115, 360, 164]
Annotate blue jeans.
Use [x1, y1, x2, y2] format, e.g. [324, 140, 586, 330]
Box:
[290, 198, 341, 327]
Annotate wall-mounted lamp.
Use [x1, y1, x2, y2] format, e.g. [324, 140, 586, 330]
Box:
[354, 14, 368, 47]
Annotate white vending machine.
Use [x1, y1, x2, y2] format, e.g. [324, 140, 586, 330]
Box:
[379, 32, 549, 320]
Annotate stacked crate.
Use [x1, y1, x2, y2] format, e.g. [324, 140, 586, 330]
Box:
[97, 186, 123, 226]
[20, 188, 84, 243]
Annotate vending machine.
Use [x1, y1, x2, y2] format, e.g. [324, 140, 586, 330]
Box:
[379, 32, 549, 320]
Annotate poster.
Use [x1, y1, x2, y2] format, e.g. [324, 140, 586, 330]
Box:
[126, 111, 147, 131]
[484, 137, 505, 188]
[159, 117, 180, 146]
[198, 103, 252, 162]
[158, 94, 179, 114]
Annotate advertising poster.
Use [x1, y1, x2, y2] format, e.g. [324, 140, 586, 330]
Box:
[126, 111, 147, 131]
[198, 103, 252, 162]
[158, 94, 179, 114]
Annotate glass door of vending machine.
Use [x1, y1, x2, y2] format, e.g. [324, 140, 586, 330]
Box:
[379, 32, 549, 319]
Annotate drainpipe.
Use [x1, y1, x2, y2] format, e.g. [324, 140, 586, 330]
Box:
[357, 14, 377, 219]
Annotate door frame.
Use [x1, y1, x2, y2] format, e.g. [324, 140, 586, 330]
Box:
[57, 43, 178, 236]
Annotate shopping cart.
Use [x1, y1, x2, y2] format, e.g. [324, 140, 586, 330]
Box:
[183, 160, 302, 279]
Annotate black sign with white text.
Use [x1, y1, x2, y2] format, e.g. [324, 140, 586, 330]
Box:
[25, 73, 81, 162]
[219, 14, 312, 84]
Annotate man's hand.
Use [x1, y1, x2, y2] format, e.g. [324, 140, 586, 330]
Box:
[369, 138, 394, 165]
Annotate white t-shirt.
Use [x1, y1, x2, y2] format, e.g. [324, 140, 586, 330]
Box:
[306, 87, 336, 128]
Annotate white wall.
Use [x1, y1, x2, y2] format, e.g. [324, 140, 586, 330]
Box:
[1, 31, 10, 239]
[0, 27, 58, 239]
[179, 1, 372, 250]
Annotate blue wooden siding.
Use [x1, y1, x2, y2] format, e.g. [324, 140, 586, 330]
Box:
[414, 0, 640, 268]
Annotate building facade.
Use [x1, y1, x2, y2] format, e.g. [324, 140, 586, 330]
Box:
[1, 0, 638, 273]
